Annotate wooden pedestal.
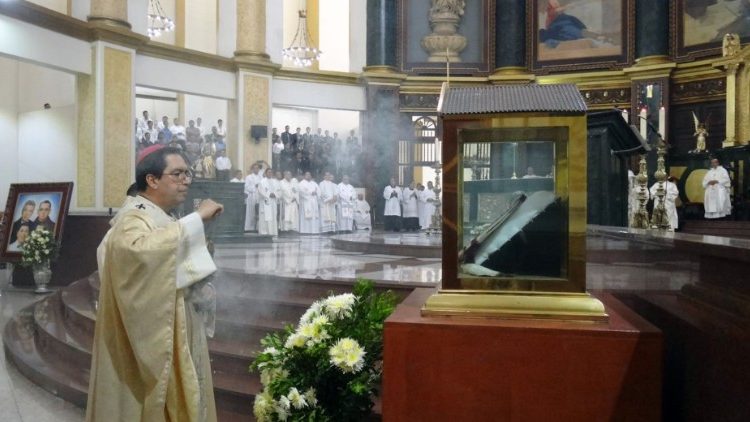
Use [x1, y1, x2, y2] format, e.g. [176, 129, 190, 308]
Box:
[383, 289, 662, 421]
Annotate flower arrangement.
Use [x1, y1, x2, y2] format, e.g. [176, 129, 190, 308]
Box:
[251, 280, 397, 421]
[19, 228, 58, 268]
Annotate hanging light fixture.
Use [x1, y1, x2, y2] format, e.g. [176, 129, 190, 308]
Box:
[147, 0, 175, 39]
[282, 10, 322, 67]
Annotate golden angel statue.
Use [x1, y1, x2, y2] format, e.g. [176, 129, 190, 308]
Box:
[722, 33, 741, 58]
[692, 112, 708, 154]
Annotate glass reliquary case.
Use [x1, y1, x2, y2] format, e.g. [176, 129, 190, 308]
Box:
[423, 84, 607, 321]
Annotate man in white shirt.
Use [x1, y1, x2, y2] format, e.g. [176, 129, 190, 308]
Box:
[354, 194, 372, 230]
[216, 119, 226, 139]
[702, 158, 732, 219]
[522, 166, 541, 179]
[279, 171, 299, 233]
[215, 150, 232, 181]
[298, 172, 320, 234]
[137, 110, 150, 134]
[230, 170, 243, 183]
[257, 168, 279, 236]
[383, 178, 402, 232]
[319, 172, 338, 234]
[244, 164, 261, 231]
[170, 118, 186, 140]
[196, 117, 206, 137]
[337, 175, 356, 233]
[419, 181, 437, 230]
[401, 181, 420, 231]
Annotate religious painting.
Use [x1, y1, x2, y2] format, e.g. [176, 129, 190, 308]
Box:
[674, 0, 750, 60]
[0, 182, 73, 262]
[398, 0, 494, 75]
[530, 0, 634, 73]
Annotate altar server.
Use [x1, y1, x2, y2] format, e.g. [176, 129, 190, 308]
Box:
[244, 164, 261, 231]
[401, 181, 420, 231]
[383, 178, 402, 232]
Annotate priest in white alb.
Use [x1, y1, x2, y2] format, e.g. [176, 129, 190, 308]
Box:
[419, 181, 437, 230]
[279, 170, 299, 232]
[702, 158, 732, 219]
[649, 176, 680, 231]
[87, 145, 223, 422]
[244, 163, 261, 231]
[337, 175, 356, 232]
[257, 168, 279, 236]
[319, 172, 338, 234]
[354, 193, 372, 230]
[298, 172, 320, 234]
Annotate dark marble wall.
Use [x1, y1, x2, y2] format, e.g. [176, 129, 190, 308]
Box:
[494, 0, 526, 69]
[366, 0, 397, 67]
[635, 0, 669, 58]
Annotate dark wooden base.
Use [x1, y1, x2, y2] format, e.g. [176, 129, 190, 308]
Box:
[383, 289, 662, 421]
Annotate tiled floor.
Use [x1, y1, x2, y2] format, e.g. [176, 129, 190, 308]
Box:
[0, 269, 84, 422]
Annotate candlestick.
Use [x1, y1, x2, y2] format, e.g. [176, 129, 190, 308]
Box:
[658, 106, 666, 139]
[639, 108, 648, 140]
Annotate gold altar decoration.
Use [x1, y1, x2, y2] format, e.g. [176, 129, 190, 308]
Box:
[650, 135, 670, 230]
[424, 83, 608, 322]
[631, 154, 650, 229]
[425, 161, 443, 236]
[713, 34, 750, 148]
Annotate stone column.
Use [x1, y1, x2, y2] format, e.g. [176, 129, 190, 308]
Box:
[635, 0, 669, 64]
[494, 0, 526, 73]
[365, 0, 397, 71]
[76, 43, 135, 209]
[235, 0, 270, 62]
[88, 0, 130, 29]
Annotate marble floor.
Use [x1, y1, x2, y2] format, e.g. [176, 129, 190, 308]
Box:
[0, 268, 84, 422]
[214, 234, 442, 285]
[0, 230, 706, 419]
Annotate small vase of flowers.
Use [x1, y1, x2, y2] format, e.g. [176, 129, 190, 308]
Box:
[19, 228, 58, 293]
[251, 280, 397, 421]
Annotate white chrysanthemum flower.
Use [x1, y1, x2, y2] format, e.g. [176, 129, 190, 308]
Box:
[259, 367, 289, 386]
[304, 387, 318, 406]
[329, 337, 366, 373]
[299, 300, 323, 324]
[253, 390, 274, 421]
[287, 387, 307, 409]
[324, 293, 356, 319]
[284, 333, 306, 349]
[311, 314, 330, 327]
[262, 346, 280, 356]
[278, 395, 291, 410]
[275, 404, 290, 421]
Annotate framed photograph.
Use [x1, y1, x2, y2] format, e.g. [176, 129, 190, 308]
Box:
[398, 0, 495, 75]
[673, 0, 750, 60]
[529, 0, 635, 74]
[0, 182, 74, 262]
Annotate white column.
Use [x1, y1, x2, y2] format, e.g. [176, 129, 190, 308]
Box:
[349, 0, 367, 73]
[266, 0, 283, 64]
[217, 0, 238, 57]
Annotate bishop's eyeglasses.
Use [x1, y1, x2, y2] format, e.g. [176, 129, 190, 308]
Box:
[162, 169, 194, 182]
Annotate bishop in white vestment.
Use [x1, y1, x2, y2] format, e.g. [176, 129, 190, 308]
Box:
[298, 172, 321, 234]
[337, 175, 356, 232]
[702, 159, 732, 219]
[319, 172, 338, 233]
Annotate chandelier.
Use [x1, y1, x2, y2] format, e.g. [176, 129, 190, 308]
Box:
[282, 10, 322, 67]
[147, 0, 175, 39]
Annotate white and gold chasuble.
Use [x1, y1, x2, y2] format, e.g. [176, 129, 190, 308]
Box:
[86, 195, 217, 422]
